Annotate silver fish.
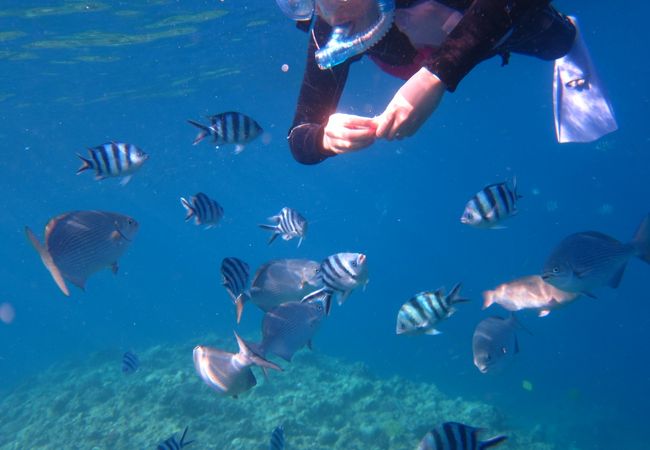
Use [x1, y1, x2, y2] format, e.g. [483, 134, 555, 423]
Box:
[180, 192, 224, 228]
[461, 180, 521, 229]
[302, 252, 368, 314]
[220, 257, 250, 323]
[25, 211, 138, 296]
[193, 332, 281, 398]
[417, 422, 507, 450]
[76, 142, 148, 186]
[156, 426, 193, 450]
[269, 425, 285, 450]
[396, 283, 469, 336]
[542, 215, 650, 297]
[472, 315, 520, 374]
[248, 259, 322, 315]
[250, 297, 327, 362]
[483, 275, 579, 317]
[259, 207, 308, 247]
[188, 111, 263, 154]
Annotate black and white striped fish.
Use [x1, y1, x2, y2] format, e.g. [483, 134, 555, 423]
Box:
[460, 179, 522, 229]
[76, 142, 148, 185]
[188, 111, 263, 154]
[220, 257, 250, 324]
[259, 207, 308, 247]
[269, 425, 285, 450]
[156, 426, 194, 450]
[417, 422, 507, 450]
[301, 252, 368, 314]
[180, 192, 224, 229]
[396, 283, 469, 336]
[122, 351, 139, 374]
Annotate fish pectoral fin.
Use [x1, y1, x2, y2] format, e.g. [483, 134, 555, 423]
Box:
[25, 226, 70, 296]
[538, 309, 551, 318]
[424, 328, 442, 336]
[608, 263, 627, 289]
[234, 294, 246, 324]
[119, 175, 132, 186]
[337, 290, 351, 305]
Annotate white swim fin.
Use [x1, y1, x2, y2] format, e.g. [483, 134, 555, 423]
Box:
[553, 16, 617, 143]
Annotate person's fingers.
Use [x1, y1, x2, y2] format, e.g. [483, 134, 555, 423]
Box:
[341, 114, 377, 130]
[338, 126, 376, 142]
[328, 136, 375, 154]
[375, 113, 395, 139]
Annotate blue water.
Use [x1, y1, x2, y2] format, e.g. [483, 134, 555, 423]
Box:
[1, 1, 649, 448]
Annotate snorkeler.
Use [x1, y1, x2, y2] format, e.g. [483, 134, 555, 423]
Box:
[277, 0, 618, 164]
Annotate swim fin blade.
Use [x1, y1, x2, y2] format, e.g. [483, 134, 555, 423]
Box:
[553, 16, 617, 144]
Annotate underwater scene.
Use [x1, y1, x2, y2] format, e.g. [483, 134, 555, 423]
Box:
[0, 0, 648, 449]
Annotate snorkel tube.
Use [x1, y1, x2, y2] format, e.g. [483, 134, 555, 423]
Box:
[315, 0, 395, 69]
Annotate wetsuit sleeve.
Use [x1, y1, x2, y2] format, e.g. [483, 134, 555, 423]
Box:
[288, 20, 352, 165]
[427, 0, 551, 91]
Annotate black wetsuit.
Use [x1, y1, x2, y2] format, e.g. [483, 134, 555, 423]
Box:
[288, 0, 576, 164]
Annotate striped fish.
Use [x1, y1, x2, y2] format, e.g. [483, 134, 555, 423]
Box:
[301, 252, 368, 314]
[156, 426, 194, 450]
[180, 192, 224, 228]
[220, 257, 250, 324]
[417, 422, 507, 450]
[76, 142, 148, 186]
[25, 211, 139, 296]
[259, 207, 307, 247]
[461, 179, 522, 229]
[188, 111, 263, 154]
[121, 351, 139, 374]
[269, 425, 285, 450]
[396, 283, 469, 336]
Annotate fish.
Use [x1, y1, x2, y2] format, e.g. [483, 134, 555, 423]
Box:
[460, 180, 522, 229]
[542, 214, 650, 297]
[25, 211, 139, 296]
[301, 252, 368, 314]
[396, 283, 469, 336]
[259, 207, 308, 247]
[249, 296, 327, 362]
[220, 257, 250, 323]
[156, 426, 194, 450]
[180, 192, 224, 229]
[417, 422, 507, 450]
[245, 259, 323, 318]
[76, 142, 148, 186]
[269, 425, 285, 450]
[472, 315, 521, 374]
[483, 275, 580, 317]
[187, 111, 263, 154]
[121, 351, 139, 374]
[193, 332, 282, 398]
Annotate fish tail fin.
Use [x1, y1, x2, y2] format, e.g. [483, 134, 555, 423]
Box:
[479, 435, 508, 449]
[482, 291, 494, 309]
[25, 226, 70, 296]
[76, 153, 93, 175]
[234, 332, 282, 372]
[187, 119, 210, 145]
[632, 213, 650, 263]
[180, 197, 195, 221]
[234, 293, 247, 324]
[179, 426, 194, 447]
[447, 282, 470, 304]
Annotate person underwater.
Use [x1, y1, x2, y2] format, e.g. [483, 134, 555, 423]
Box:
[276, 0, 618, 164]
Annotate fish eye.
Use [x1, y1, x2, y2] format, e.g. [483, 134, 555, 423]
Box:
[485, 355, 491, 362]
[127, 218, 134, 225]
[351, 261, 358, 268]
[552, 267, 559, 273]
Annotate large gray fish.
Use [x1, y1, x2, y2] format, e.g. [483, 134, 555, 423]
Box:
[247, 259, 322, 317]
[461, 179, 521, 229]
[483, 275, 579, 317]
[220, 257, 250, 323]
[417, 422, 507, 450]
[77, 142, 148, 186]
[25, 211, 138, 296]
[193, 332, 281, 398]
[302, 252, 368, 314]
[188, 111, 263, 154]
[542, 214, 650, 297]
[249, 296, 327, 362]
[259, 207, 308, 247]
[396, 283, 469, 336]
[472, 315, 520, 374]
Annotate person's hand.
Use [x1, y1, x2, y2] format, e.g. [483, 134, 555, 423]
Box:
[323, 113, 377, 154]
[375, 67, 446, 140]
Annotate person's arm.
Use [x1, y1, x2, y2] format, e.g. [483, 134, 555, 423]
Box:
[427, 0, 551, 92]
[288, 19, 351, 165]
